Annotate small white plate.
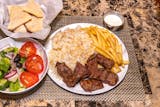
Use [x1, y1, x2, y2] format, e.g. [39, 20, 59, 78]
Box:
[45, 23, 129, 95]
[0, 37, 48, 94]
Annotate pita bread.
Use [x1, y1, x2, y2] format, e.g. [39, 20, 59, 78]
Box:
[22, 0, 43, 18]
[7, 6, 32, 31]
[7, 6, 15, 15]
[14, 25, 27, 33]
[25, 16, 43, 32]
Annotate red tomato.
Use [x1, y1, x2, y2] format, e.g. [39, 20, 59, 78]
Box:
[19, 41, 37, 57]
[20, 72, 39, 88]
[25, 55, 44, 74]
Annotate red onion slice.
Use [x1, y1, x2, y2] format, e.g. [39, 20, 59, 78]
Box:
[5, 53, 15, 59]
[4, 70, 17, 79]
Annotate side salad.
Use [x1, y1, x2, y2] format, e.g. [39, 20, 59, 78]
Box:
[0, 41, 44, 92]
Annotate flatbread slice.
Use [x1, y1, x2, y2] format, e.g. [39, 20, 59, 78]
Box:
[14, 25, 27, 33]
[7, 6, 32, 31]
[25, 16, 43, 32]
[22, 0, 43, 18]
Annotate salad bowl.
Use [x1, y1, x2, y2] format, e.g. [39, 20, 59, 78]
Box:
[0, 37, 48, 94]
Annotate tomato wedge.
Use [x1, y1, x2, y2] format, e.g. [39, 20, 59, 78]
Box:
[19, 41, 37, 57]
[25, 55, 44, 74]
[20, 72, 39, 88]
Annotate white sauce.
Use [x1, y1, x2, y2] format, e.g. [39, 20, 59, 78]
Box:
[104, 14, 123, 26]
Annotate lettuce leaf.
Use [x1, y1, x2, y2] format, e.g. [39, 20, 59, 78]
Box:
[9, 80, 21, 92]
[0, 57, 11, 73]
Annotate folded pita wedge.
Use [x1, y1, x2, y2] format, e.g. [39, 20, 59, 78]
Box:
[14, 25, 27, 33]
[22, 0, 43, 18]
[7, 6, 32, 31]
[25, 16, 43, 32]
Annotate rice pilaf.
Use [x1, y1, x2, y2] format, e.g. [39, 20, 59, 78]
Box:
[48, 27, 95, 78]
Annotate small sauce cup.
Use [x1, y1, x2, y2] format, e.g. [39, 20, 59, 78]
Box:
[103, 11, 124, 31]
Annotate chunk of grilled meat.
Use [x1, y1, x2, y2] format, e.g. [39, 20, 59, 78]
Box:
[56, 62, 90, 87]
[56, 52, 118, 91]
[86, 53, 118, 86]
[89, 67, 118, 86]
[104, 72, 118, 86]
[56, 62, 73, 78]
[63, 75, 77, 87]
[89, 68, 102, 80]
[86, 56, 98, 75]
[80, 79, 104, 92]
[56, 62, 77, 87]
[89, 68, 109, 81]
[74, 62, 90, 80]
[89, 68, 118, 86]
[96, 53, 114, 69]
[86, 53, 114, 70]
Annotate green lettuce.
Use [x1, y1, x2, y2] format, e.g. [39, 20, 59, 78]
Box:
[9, 80, 21, 92]
[0, 57, 11, 73]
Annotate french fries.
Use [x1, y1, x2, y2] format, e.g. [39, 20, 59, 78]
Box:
[82, 26, 129, 73]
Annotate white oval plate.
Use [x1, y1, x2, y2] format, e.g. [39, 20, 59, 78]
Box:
[45, 23, 129, 95]
[0, 37, 48, 94]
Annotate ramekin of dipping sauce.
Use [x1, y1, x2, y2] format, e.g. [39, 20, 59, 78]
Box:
[104, 11, 124, 31]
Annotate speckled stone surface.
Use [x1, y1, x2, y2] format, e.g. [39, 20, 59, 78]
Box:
[0, 0, 160, 107]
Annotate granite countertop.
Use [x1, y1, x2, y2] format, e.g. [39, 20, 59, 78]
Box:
[0, 0, 160, 107]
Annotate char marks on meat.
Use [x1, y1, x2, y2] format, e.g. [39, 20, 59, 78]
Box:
[80, 79, 104, 92]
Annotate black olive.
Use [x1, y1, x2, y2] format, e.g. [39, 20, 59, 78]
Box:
[23, 68, 27, 71]
[16, 63, 22, 68]
[8, 66, 11, 70]
[14, 54, 21, 62]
